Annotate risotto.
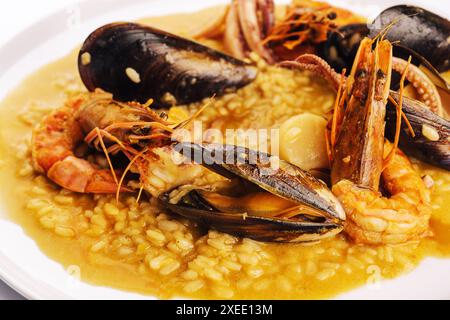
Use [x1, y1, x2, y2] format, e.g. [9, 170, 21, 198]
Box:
[0, 5, 449, 299]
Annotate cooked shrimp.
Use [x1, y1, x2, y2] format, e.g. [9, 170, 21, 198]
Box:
[32, 89, 218, 199]
[328, 37, 432, 244]
[78, 94, 218, 199]
[31, 94, 130, 193]
[333, 141, 432, 244]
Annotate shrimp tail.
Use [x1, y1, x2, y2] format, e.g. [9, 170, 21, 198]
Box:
[329, 38, 432, 245]
[47, 156, 130, 193]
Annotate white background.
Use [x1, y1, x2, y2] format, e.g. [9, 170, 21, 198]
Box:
[0, 0, 80, 45]
[0, 0, 81, 300]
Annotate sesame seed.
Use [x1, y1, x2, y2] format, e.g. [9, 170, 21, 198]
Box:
[422, 175, 434, 189]
[125, 67, 141, 84]
[161, 92, 177, 105]
[422, 124, 440, 141]
[81, 52, 91, 66]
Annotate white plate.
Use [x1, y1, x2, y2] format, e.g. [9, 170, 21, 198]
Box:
[0, 0, 449, 300]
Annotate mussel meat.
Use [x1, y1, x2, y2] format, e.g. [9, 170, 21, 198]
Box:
[161, 142, 346, 243]
[320, 23, 369, 72]
[79, 23, 257, 107]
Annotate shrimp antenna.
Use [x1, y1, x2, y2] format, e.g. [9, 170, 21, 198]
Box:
[116, 148, 148, 203]
[136, 185, 145, 204]
[387, 96, 415, 137]
[143, 98, 154, 108]
[173, 96, 215, 130]
[373, 11, 419, 44]
[383, 55, 412, 169]
[371, 18, 398, 44]
[94, 127, 119, 185]
[330, 68, 347, 150]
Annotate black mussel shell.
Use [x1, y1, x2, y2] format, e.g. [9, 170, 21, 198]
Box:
[370, 5, 450, 73]
[386, 92, 450, 170]
[320, 23, 369, 72]
[78, 23, 257, 107]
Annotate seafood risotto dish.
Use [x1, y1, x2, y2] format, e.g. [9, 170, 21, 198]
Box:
[0, 0, 449, 299]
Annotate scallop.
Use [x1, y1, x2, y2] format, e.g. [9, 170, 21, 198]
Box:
[279, 113, 329, 171]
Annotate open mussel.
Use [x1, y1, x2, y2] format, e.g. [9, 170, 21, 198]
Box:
[161, 142, 345, 243]
[386, 92, 450, 170]
[78, 23, 257, 107]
